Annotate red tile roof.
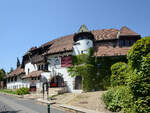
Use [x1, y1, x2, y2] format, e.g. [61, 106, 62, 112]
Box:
[120, 26, 140, 36]
[24, 26, 140, 56]
[22, 71, 42, 79]
[44, 29, 120, 55]
[46, 35, 74, 55]
[7, 66, 24, 77]
[92, 29, 119, 40]
[24, 46, 37, 55]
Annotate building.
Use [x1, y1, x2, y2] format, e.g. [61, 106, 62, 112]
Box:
[6, 25, 141, 92]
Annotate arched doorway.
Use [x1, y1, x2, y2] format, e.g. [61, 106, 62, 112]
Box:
[50, 76, 64, 87]
[30, 79, 36, 92]
[75, 76, 82, 89]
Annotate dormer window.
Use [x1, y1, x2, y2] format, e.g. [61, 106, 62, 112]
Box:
[119, 39, 136, 47]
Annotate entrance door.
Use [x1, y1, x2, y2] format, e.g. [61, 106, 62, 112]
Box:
[50, 76, 64, 87]
[75, 76, 82, 89]
[30, 80, 36, 91]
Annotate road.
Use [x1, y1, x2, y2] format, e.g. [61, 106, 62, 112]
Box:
[0, 93, 66, 113]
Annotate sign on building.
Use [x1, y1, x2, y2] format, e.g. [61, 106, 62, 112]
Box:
[61, 56, 72, 67]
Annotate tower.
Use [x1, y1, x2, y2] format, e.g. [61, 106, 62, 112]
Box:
[73, 24, 94, 55]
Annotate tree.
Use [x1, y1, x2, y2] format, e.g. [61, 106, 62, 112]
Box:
[127, 36, 150, 71]
[0, 69, 6, 81]
[127, 37, 150, 113]
[8, 67, 14, 74]
[17, 57, 21, 68]
[103, 37, 150, 113]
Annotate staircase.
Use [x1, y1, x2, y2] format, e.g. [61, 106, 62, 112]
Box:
[23, 87, 67, 100]
[48, 87, 67, 95]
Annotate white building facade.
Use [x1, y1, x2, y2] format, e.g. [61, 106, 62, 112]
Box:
[6, 25, 140, 92]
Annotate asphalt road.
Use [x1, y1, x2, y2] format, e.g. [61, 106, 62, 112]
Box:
[0, 93, 66, 113]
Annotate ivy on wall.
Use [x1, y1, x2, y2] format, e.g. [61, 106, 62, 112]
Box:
[68, 48, 127, 91]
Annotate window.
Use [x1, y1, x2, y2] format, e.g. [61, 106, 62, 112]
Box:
[130, 40, 135, 46]
[28, 68, 30, 74]
[41, 65, 43, 70]
[74, 42, 80, 45]
[119, 40, 132, 47]
[113, 42, 117, 48]
[11, 77, 13, 82]
[125, 40, 129, 46]
[44, 64, 48, 71]
[119, 40, 124, 47]
[15, 76, 17, 81]
[38, 65, 40, 70]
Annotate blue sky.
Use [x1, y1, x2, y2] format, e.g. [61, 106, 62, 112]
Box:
[0, 0, 150, 72]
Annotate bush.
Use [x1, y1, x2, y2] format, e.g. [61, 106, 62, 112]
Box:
[127, 37, 150, 71]
[103, 37, 150, 113]
[16, 88, 30, 95]
[103, 86, 133, 112]
[110, 62, 128, 87]
[127, 37, 150, 113]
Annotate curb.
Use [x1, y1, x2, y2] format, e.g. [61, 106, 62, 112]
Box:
[0, 92, 23, 98]
[59, 104, 105, 113]
[36, 98, 56, 104]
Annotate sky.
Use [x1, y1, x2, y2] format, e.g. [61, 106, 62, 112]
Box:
[0, 0, 150, 72]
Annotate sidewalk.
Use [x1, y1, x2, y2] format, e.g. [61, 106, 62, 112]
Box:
[59, 104, 105, 113]
[0, 91, 109, 113]
[36, 98, 105, 113]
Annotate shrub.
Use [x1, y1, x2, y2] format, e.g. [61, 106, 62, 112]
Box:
[127, 37, 150, 71]
[103, 37, 150, 113]
[127, 37, 150, 113]
[110, 62, 128, 87]
[102, 86, 133, 112]
[16, 88, 30, 95]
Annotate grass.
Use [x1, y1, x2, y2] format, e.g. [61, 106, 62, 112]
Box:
[0, 89, 16, 95]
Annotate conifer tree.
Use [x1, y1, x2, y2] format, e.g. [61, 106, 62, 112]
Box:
[17, 57, 20, 68]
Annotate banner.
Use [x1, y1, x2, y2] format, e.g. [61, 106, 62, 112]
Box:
[61, 56, 72, 67]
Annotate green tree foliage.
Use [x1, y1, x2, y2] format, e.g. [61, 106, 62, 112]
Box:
[0, 69, 6, 81]
[127, 36, 150, 71]
[127, 37, 150, 113]
[110, 62, 128, 87]
[103, 37, 150, 113]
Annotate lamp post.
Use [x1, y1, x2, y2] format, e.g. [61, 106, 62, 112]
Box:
[47, 104, 50, 113]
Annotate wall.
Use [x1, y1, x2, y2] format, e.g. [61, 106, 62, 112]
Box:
[25, 62, 37, 75]
[46, 56, 75, 92]
[6, 74, 30, 89]
[94, 41, 131, 56]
